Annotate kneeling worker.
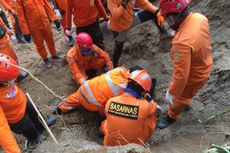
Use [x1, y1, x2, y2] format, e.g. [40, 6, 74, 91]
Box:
[67, 32, 113, 85]
[100, 69, 160, 146]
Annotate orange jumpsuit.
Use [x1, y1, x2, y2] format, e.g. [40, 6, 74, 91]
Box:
[100, 92, 157, 146]
[167, 12, 213, 119]
[66, 0, 108, 28]
[16, 0, 58, 60]
[0, 0, 17, 32]
[0, 106, 21, 153]
[0, 18, 17, 61]
[66, 44, 113, 84]
[0, 83, 27, 124]
[59, 67, 129, 112]
[107, 0, 158, 32]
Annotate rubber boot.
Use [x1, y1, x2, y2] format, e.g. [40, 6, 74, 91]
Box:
[158, 115, 175, 129]
[45, 115, 57, 127]
[17, 71, 29, 82]
[44, 59, 52, 68]
[184, 105, 192, 111]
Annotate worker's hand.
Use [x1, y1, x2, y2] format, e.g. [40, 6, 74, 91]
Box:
[10, 34, 18, 45]
[54, 20, 62, 31]
[156, 10, 164, 27]
[65, 28, 73, 37]
[54, 9, 62, 21]
[24, 34, 31, 43]
[121, 0, 130, 8]
[79, 77, 86, 85]
[106, 61, 113, 70]
[165, 90, 173, 105]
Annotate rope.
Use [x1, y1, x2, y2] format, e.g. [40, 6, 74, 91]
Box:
[0, 58, 66, 100]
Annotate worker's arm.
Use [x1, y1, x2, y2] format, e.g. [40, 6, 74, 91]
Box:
[95, 0, 109, 19]
[66, 47, 87, 84]
[43, 0, 58, 22]
[16, 0, 30, 35]
[168, 43, 192, 98]
[135, 0, 158, 13]
[107, 0, 126, 19]
[0, 107, 21, 153]
[92, 44, 113, 70]
[0, 0, 15, 13]
[66, 0, 72, 29]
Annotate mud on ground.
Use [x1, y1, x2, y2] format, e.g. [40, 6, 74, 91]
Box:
[9, 0, 230, 152]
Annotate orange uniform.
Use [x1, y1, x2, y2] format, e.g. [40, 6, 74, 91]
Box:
[0, 83, 27, 124]
[0, 0, 16, 30]
[100, 92, 157, 146]
[107, 0, 158, 32]
[16, 0, 58, 60]
[0, 106, 21, 153]
[66, 44, 112, 84]
[0, 18, 17, 61]
[167, 12, 213, 119]
[66, 0, 108, 28]
[59, 67, 129, 112]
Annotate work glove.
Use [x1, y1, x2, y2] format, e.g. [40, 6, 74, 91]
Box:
[10, 34, 18, 44]
[121, 0, 130, 8]
[79, 77, 86, 85]
[106, 61, 113, 70]
[54, 9, 62, 20]
[24, 34, 31, 43]
[165, 90, 173, 105]
[54, 20, 62, 31]
[65, 28, 73, 37]
[156, 9, 164, 27]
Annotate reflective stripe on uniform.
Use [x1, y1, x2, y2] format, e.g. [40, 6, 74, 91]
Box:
[83, 81, 102, 107]
[80, 88, 90, 104]
[62, 101, 73, 110]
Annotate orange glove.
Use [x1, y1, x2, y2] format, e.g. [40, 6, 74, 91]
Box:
[106, 61, 113, 70]
[79, 77, 86, 85]
[156, 12, 164, 27]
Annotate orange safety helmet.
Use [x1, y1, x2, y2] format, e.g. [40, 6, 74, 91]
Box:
[129, 70, 152, 92]
[159, 0, 192, 17]
[0, 53, 19, 83]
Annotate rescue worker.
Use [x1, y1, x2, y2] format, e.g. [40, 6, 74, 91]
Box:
[0, 17, 28, 81]
[158, 0, 213, 129]
[50, 0, 75, 47]
[16, 0, 64, 68]
[107, 0, 170, 67]
[66, 0, 109, 49]
[67, 32, 113, 85]
[0, 106, 21, 153]
[55, 66, 148, 114]
[100, 69, 161, 146]
[0, 0, 25, 43]
[0, 53, 56, 146]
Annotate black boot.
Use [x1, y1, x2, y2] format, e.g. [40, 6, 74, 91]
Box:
[68, 36, 75, 47]
[43, 59, 52, 68]
[17, 71, 29, 82]
[158, 115, 175, 129]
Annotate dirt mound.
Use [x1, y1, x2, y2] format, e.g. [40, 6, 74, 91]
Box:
[12, 0, 230, 152]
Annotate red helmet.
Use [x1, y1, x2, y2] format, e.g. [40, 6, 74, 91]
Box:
[76, 32, 93, 49]
[159, 0, 192, 17]
[129, 70, 152, 92]
[0, 53, 19, 83]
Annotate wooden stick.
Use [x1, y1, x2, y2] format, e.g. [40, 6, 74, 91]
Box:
[26, 93, 58, 144]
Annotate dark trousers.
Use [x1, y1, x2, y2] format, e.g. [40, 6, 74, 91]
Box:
[10, 100, 45, 141]
[112, 10, 167, 67]
[76, 20, 104, 49]
[0, 10, 11, 29]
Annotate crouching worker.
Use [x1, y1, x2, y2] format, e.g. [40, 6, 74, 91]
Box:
[100, 69, 161, 146]
[67, 32, 113, 85]
[0, 53, 56, 146]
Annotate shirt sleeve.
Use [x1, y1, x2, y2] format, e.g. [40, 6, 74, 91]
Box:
[43, 0, 58, 22]
[16, 0, 30, 35]
[95, 0, 108, 19]
[0, 0, 14, 11]
[107, 0, 125, 19]
[92, 44, 111, 62]
[66, 0, 72, 28]
[135, 0, 158, 13]
[168, 43, 192, 97]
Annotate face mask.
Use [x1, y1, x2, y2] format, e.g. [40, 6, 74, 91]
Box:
[79, 47, 92, 55]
